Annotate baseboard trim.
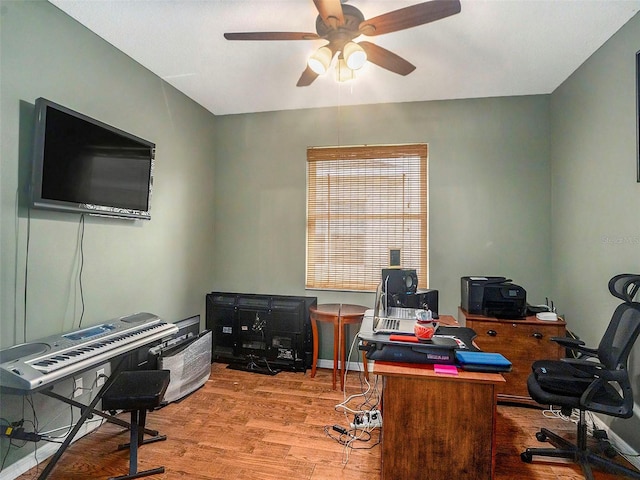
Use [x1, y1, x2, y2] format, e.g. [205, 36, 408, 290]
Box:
[591, 415, 640, 471]
[315, 358, 364, 374]
[315, 358, 369, 389]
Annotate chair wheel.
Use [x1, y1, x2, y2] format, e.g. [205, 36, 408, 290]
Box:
[536, 431, 547, 442]
[521, 451, 533, 463]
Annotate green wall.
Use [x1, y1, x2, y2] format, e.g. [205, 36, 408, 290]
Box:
[550, 12, 640, 450]
[213, 96, 552, 360]
[1, 0, 217, 347]
[0, 1, 217, 473]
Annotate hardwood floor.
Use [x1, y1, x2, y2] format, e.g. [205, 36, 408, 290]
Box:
[14, 363, 639, 480]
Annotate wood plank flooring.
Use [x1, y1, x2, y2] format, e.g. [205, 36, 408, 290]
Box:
[13, 362, 639, 480]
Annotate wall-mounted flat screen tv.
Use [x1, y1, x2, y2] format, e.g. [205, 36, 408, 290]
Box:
[30, 98, 155, 220]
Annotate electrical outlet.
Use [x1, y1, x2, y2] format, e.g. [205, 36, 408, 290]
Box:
[369, 410, 382, 428]
[73, 377, 83, 397]
[350, 409, 382, 429]
[96, 368, 105, 387]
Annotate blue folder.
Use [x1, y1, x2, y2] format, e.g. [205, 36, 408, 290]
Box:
[455, 351, 512, 372]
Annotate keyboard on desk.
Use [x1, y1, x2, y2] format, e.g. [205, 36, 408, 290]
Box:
[0, 312, 178, 391]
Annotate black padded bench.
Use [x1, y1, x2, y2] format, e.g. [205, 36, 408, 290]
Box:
[102, 370, 171, 480]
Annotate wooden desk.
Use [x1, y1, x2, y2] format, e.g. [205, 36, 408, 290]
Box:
[374, 361, 505, 480]
[309, 303, 368, 390]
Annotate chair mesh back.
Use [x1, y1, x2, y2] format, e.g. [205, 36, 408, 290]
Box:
[598, 302, 640, 370]
[608, 274, 640, 302]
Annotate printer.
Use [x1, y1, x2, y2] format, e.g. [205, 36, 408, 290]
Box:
[461, 276, 527, 319]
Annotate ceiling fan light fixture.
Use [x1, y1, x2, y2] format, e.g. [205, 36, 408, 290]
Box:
[308, 46, 333, 75]
[226, 0, 462, 87]
[343, 41, 367, 70]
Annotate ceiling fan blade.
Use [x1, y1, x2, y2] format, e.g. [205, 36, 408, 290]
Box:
[313, 0, 345, 28]
[359, 0, 461, 36]
[296, 66, 320, 87]
[359, 41, 416, 76]
[224, 32, 320, 41]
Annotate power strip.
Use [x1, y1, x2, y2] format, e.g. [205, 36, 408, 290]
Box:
[350, 409, 382, 429]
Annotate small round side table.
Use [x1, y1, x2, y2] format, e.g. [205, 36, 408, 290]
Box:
[309, 303, 368, 390]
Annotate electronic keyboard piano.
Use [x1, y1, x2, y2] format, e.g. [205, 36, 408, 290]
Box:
[0, 312, 178, 391]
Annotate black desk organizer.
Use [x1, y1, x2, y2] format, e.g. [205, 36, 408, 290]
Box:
[359, 326, 480, 365]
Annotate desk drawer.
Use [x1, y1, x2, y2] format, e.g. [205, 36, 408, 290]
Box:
[467, 319, 565, 399]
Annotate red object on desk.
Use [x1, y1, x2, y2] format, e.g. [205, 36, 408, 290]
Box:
[389, 334, 420, 343]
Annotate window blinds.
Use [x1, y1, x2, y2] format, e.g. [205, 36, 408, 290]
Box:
[306, 144, 428, 291]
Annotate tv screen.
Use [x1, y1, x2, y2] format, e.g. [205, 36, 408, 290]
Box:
[30, 98, 155, 220]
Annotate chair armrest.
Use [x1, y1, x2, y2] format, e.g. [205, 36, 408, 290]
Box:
[550, 336, 583, 347]
[551, 337, 598, 357]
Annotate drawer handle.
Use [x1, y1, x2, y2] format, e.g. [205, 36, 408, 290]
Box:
[532, 332, 543, 339]
[487, 330, 497, 337]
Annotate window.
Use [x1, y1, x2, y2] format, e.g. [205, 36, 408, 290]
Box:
[306, 144, 428, 291]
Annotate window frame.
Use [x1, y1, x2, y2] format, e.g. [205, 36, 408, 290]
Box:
[306, 143, 428, 292]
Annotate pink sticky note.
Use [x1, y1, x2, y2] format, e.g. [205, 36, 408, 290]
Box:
[434, 364, 458, 375]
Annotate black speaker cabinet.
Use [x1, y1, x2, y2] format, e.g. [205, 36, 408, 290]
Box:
[382, 268, 419, 295]
[396, 289, 439, 317]
[205, 292, 317, 372]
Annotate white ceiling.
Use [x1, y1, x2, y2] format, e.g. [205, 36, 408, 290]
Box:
[49, 0, 640, 116]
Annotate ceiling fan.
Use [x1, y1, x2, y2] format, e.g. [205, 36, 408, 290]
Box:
[224, 0, 462, 86]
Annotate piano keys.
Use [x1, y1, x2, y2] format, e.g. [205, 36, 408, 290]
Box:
[0, 312, 178, 391]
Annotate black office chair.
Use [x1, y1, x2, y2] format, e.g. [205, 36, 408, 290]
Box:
[520, 273, 640, 480]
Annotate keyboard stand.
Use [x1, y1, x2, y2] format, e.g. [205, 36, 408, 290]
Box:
[41, 390, 159, 437]
[37, 358, 128, 480]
